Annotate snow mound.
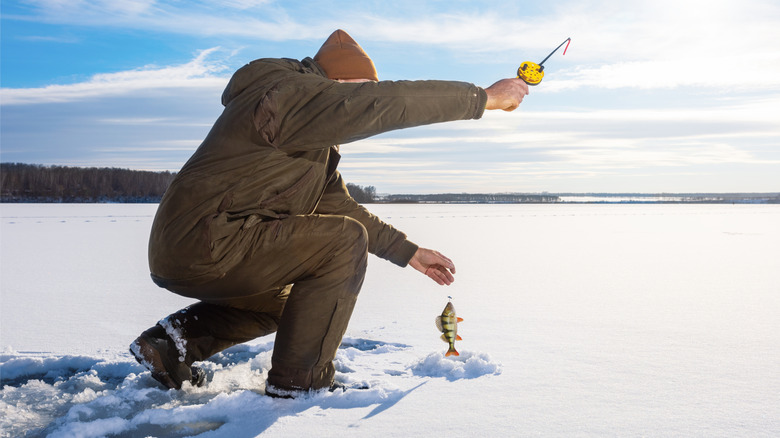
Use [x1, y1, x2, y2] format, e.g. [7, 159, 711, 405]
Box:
[0, 339, 500, 437]
[409, 351, 502, 381]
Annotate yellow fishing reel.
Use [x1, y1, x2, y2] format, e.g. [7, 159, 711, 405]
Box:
[517, 61, 544, 86]
[517, 38, 570, 86]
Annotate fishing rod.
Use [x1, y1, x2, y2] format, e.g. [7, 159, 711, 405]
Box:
[517, 37, 571, 86]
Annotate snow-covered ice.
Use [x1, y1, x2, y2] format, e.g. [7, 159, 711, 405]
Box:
[1, 203, 779, 437]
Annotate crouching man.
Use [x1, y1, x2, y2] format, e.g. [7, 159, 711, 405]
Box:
[130, 29, 528, 397]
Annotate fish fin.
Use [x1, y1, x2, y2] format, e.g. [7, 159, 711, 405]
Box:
[455, 335, 462, 341]
[440, 334, 449, 343]
[445, 348, 460, 357]
[457, 317, 464, 322]
[435, 316, 443, 331]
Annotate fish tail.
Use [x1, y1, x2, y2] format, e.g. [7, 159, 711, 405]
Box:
[445, 346, 459, 357]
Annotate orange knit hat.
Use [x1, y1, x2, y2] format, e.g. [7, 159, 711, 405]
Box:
[313, 29, 378, 81]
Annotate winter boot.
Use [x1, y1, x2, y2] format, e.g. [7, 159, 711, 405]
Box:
[130, 324, 204, 390]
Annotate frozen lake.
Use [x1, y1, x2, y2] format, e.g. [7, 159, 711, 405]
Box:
[1, 203, 778, 437]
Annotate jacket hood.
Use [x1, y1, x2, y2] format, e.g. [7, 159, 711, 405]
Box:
[221, 57, 327, 106]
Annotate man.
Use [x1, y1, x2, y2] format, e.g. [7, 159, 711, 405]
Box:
[131, 29, 528, 398]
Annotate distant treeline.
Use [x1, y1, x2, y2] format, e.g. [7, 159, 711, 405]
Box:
[2, 163, 777, 204]
[1, 163, 176, 203]
[0, 163, 381, 204]
[384, 193, 559, 203]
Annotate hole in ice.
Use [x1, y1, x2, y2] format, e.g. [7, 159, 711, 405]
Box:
[408, 351, 502, 381]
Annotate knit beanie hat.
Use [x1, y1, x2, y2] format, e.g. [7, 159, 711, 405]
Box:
[314, 29, 378, 81]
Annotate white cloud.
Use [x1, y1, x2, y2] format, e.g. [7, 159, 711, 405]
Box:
[0, 48, 229, 105]
[545, 54, 780, 92]
[336, 93, 780, 190]
[97, 117, 172, 125]
[16, 34, 81, 43]
[25, 0, 158, 19]
[93, 140, 201, 152]
[215, 0, 273, 10]
[345, 94, 780, 150]
[96, 118, 212, 127]
[9, 0, 780, 91]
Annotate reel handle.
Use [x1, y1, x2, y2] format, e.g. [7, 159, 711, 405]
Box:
[517, 61, 544, 86]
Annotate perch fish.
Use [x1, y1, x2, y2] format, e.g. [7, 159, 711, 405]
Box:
[435, 300, 463, 357]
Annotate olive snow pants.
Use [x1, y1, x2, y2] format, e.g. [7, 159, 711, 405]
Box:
[152, 214, 369, 391]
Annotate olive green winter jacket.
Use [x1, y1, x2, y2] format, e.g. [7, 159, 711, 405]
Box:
[149, 57, 487, 286]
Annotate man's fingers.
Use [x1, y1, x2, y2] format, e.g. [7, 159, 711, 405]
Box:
[425, 265, 455, 285]
[413, 249, 456, 285]
[430, 270, 447, 286]
[439, 269, 455, 285]
[434, 252, 455, 270]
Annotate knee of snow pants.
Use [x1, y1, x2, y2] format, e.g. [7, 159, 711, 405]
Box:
[266, 216, 369, 391]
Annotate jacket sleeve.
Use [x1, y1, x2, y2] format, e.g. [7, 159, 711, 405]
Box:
[254, 75, 487, 152]
[314, 171, 418, 267]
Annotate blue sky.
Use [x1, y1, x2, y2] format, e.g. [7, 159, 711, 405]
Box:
[2, 0, 779, 193]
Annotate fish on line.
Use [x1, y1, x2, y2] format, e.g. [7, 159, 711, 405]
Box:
[435, 299, 463, 357]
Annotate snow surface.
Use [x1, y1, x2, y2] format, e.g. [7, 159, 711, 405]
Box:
[1, 203, 779, 437]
